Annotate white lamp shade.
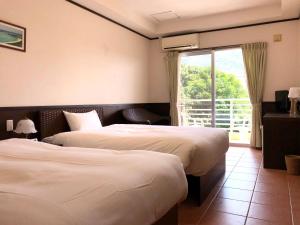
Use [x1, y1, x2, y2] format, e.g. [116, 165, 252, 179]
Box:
[288, 87, 300, 99]
[14, 119, 37, 134]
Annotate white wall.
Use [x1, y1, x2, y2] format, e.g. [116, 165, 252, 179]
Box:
[1, 1, 299, 106]
[298, 20, 300, 75]
[148, 39, 169, 102]
[0, 0, 150, 107]
[148, 20, 300, 102]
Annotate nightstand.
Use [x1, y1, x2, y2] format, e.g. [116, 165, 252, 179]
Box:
[263, 113, 300, 169]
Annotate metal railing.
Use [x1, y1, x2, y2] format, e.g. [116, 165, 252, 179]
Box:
[178, 98, 252, 142]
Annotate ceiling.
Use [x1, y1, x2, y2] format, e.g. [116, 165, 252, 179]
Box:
[72, 0, 300, 38]
[95, 0, 279, 20]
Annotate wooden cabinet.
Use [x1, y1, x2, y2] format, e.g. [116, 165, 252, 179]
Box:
[263, 113, 300, 170]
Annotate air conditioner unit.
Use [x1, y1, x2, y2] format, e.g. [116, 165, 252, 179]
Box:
[161, 34, 199, 51]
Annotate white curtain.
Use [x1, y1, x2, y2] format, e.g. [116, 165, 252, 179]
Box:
[164, 52, 180, 126]
[242, 42, 267, 148]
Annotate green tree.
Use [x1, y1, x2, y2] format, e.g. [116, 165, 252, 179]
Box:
[180, 65, 248, 99]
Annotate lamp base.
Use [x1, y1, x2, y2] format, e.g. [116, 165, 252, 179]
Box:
[290, 98, 298, 117]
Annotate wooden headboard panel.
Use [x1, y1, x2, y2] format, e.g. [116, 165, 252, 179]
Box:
[39, 107, 103, 139]
[0, 103, 170, 140]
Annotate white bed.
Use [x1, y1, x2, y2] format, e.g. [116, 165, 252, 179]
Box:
[0, 139, 187, 225]
[45, 124, 229, 176]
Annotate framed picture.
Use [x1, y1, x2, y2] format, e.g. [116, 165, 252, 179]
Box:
[0, 20, 26, 52]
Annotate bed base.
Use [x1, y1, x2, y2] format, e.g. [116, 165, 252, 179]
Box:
[39, 108, 226, 207]
[187, 155, 226, 205]
[153, 204, 178, 225]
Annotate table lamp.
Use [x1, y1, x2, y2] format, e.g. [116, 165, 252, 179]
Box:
[288, 87, 300, 116]
[14, 118, 37, 138]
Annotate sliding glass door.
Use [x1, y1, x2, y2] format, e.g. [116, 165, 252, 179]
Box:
[179, 51, 214, 127]
[179, 48, 251, 144]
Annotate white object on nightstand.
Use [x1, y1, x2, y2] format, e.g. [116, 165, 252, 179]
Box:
[288, 87, 300, 116]
[6, 120, 13, 132]
[14, 119, 37, 138]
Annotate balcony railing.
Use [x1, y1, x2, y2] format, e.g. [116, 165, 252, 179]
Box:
[178, 98, 252, 143]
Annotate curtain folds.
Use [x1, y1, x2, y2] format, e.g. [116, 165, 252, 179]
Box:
[242, 42, 267, 148]
[165, 52, 179, 126]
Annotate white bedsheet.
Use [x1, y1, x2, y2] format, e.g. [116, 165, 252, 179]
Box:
[49, 124, 229, 176]
[0, 139, 187, 225]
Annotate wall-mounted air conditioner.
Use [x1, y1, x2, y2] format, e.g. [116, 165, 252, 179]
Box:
[161, 34, 199, 51]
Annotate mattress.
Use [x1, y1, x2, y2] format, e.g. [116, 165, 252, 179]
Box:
[0, 139, 187, 225]
[47, 124, 229, 176]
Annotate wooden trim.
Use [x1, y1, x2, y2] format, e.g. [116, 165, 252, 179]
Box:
[65, 0, 151, 40]
[179, 44, 241, 53]
[0, 19, 26, 52]
[0, 103, 161, 111]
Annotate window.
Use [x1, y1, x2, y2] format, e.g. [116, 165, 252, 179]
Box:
[179, 48, 251, 144]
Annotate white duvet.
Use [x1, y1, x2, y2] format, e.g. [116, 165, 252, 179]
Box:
[0, 139, 187, 225]
[48, 124, 229, 176]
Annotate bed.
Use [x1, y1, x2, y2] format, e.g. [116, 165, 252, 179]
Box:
[0, 139, 187, 225]
[39, 109, 229, 204]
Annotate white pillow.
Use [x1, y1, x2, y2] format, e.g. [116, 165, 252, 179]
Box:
[63, 110, 102, 131]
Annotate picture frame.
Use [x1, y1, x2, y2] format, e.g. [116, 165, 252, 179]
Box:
[0, 20, 26, 52]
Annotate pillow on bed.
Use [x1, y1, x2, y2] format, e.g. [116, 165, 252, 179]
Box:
[63, 110, 102, 131]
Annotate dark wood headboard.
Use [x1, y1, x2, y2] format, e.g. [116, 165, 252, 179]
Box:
[0, 103, 170, 141]
[39, 107, 103, 139]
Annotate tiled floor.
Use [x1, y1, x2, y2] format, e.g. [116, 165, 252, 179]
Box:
[179, 146, 300, 225]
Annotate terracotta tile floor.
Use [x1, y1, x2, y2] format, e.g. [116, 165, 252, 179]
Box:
[179, 146, 300, 225]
